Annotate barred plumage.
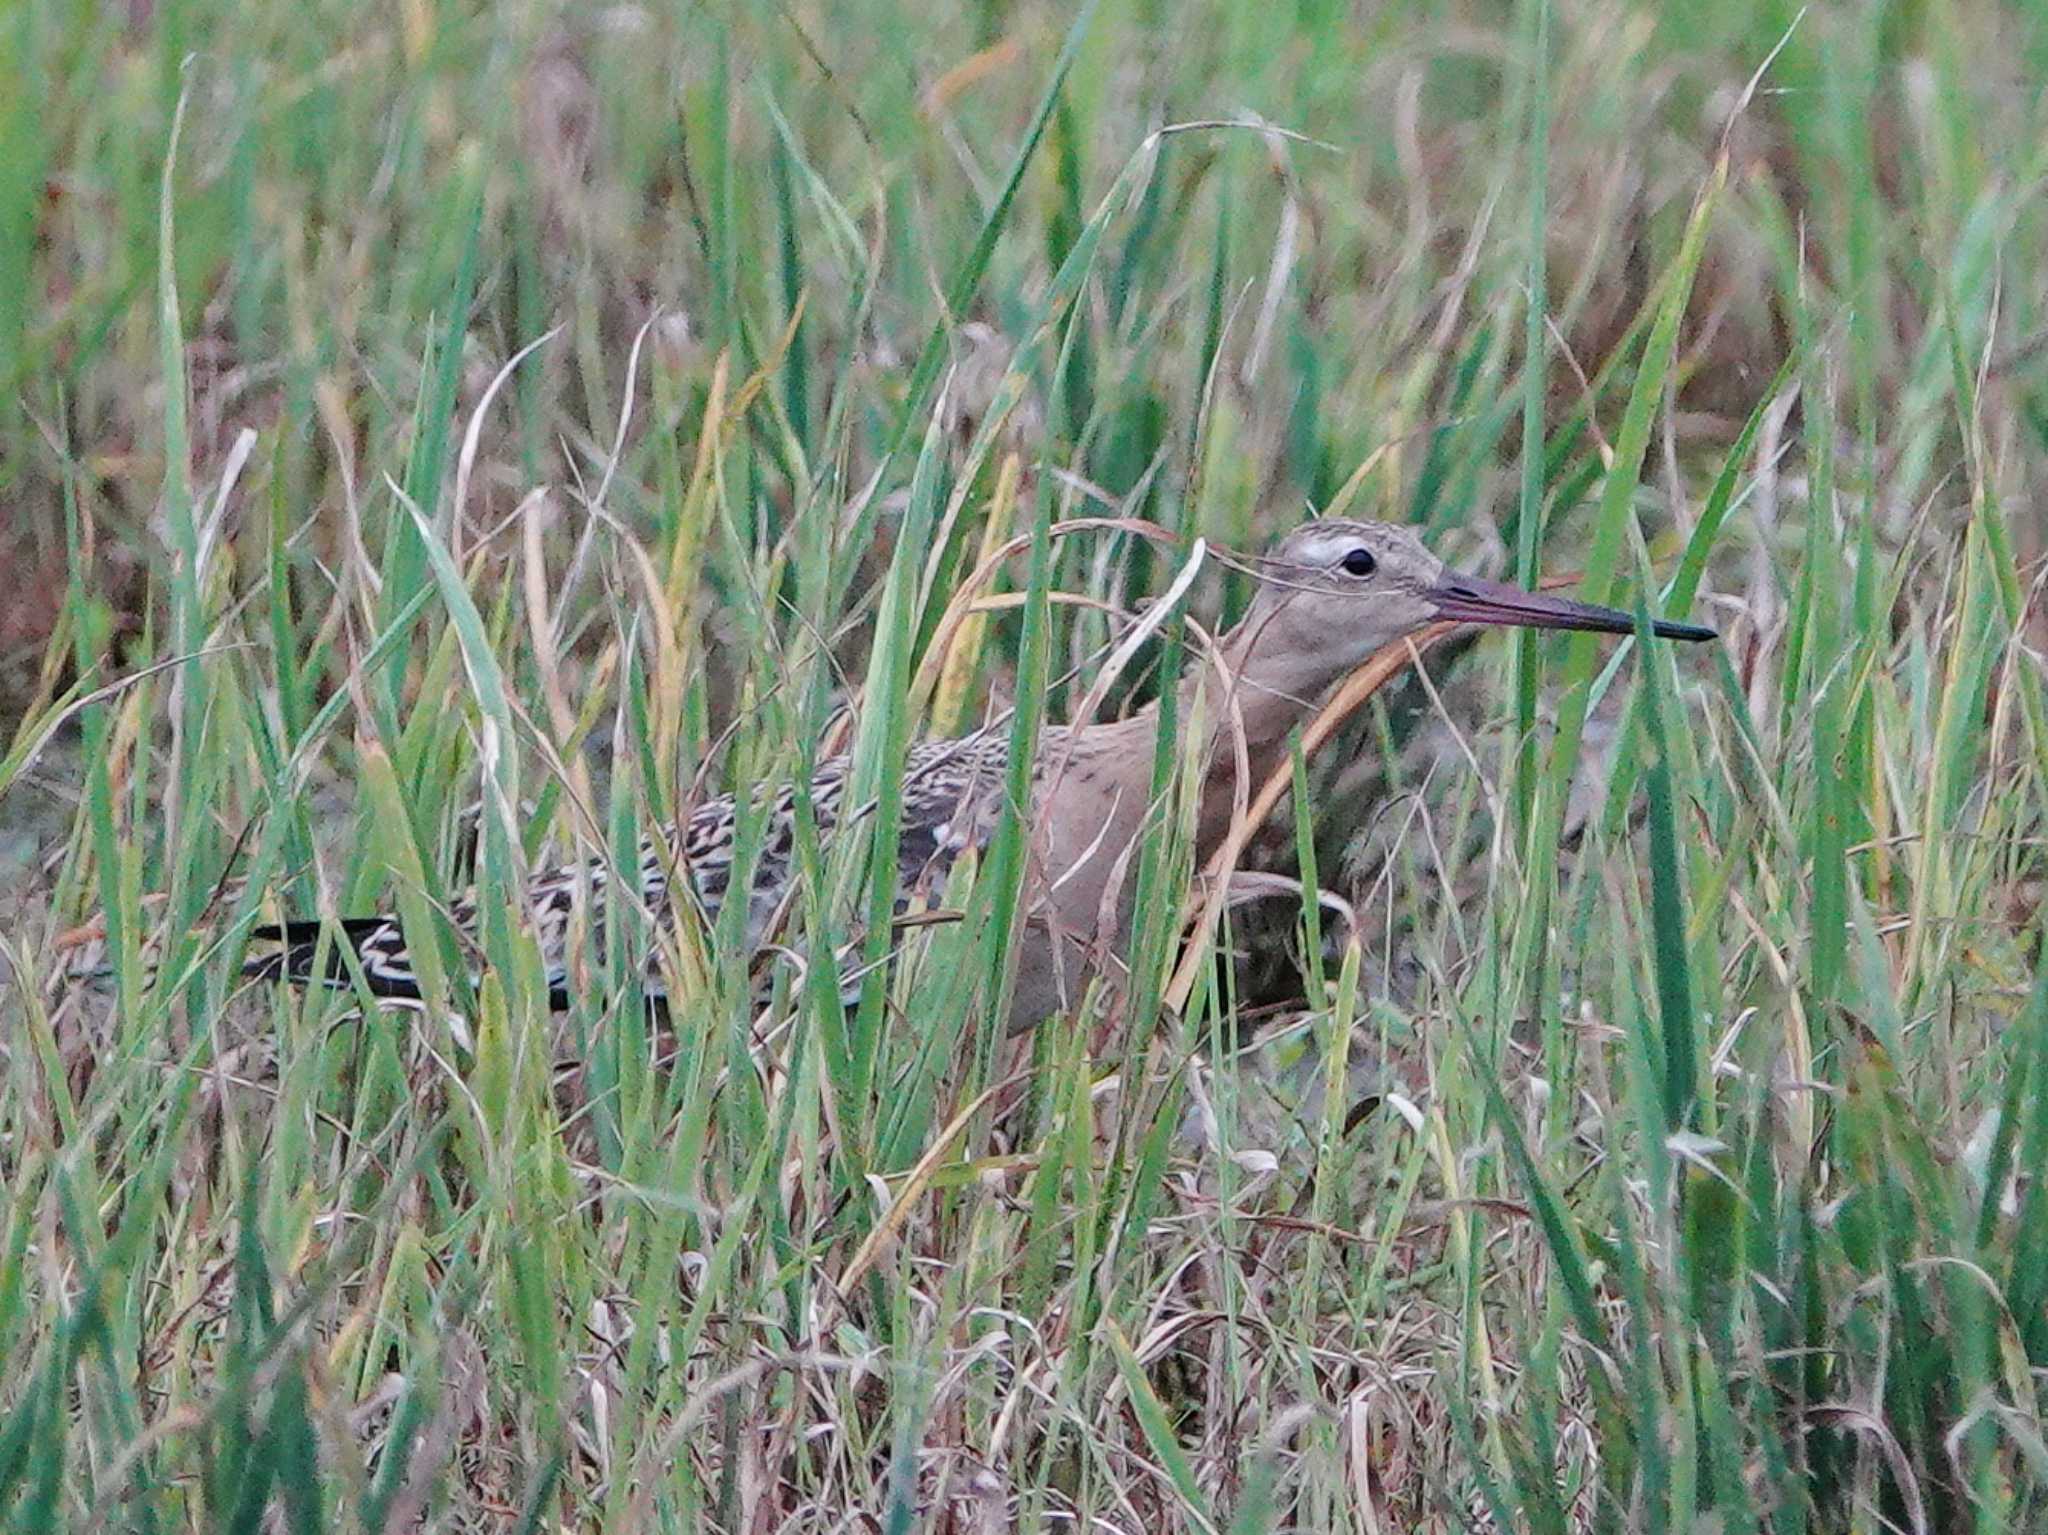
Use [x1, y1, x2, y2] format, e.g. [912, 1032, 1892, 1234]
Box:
[246, 727, 1022, 1008]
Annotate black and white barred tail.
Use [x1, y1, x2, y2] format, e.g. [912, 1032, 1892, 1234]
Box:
[243, 731, 1016, 1012]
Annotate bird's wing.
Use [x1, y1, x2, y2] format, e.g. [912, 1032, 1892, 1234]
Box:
[892, 731, 1013, 899]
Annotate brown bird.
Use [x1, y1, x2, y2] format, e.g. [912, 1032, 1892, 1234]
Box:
[248, 518, 1714, 1027]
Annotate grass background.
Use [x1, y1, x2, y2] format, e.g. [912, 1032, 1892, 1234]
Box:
[3, 0, 2047, 1528]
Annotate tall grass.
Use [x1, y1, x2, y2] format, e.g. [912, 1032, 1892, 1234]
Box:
[3, 0, 2047, 1528]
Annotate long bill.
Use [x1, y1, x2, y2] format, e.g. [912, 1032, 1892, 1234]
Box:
[1428, 572, 1717, 642]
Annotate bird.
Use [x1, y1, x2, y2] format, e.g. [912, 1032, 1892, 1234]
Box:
[247, 518, 1715, 1029]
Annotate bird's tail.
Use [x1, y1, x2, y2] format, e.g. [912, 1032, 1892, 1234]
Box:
[244, 918, 427, 999]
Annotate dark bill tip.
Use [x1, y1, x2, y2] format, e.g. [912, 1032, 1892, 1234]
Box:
[1648, 615, 1719, 643]
[1429, 573, 1717, 643]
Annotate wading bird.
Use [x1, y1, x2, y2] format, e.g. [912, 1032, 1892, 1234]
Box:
[249, 518, 1714, 1027]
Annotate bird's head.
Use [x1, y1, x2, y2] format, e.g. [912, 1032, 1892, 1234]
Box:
[1226, 517, 1715, 698]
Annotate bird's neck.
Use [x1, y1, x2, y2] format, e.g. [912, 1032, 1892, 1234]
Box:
[1186, 667, 1316, 762]
[1170, 630, 1334, 856]
[1055, 620, 1336, 867]
[1184, 615, 1333, 756]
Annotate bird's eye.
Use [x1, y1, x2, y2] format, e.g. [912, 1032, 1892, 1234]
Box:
[1341, 547, 1377, 578]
